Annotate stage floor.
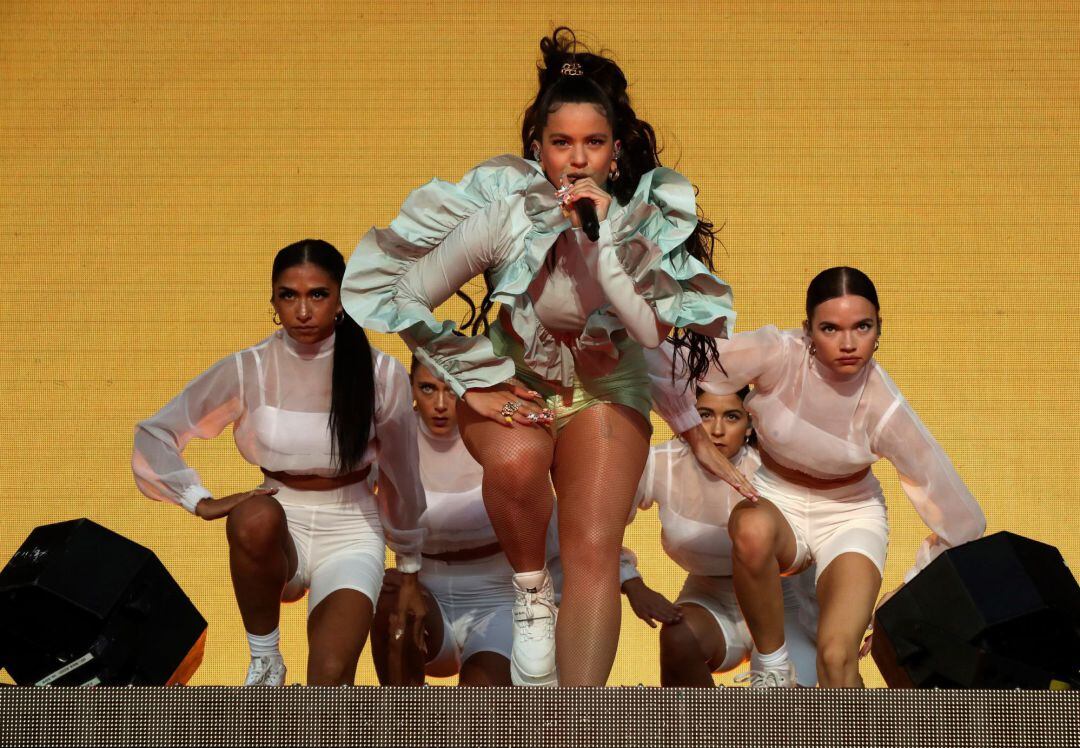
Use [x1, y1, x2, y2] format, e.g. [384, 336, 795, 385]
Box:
[1, 686, 1077, 747]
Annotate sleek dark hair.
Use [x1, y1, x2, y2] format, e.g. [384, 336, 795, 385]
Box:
[458, 27, 721, 384]
[805, 266, 881, 322]
[272, 239, 374, 474]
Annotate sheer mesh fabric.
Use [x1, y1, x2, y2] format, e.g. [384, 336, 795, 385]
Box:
[455, 402, 556, 572]
[131, 329, 426, 558]
[699, 326, 985, 578]
[416, 416, 499, 554]
[628, 442, 762, 577]
[550, 403, 651, 686]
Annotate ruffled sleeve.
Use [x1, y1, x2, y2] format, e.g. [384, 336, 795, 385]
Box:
[592, 167, 736, 347]
[342, 155, 566, 397]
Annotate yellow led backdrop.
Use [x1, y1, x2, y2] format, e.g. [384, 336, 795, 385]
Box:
[0, 2, 1076, 688]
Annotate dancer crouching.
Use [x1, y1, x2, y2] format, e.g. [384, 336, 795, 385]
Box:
[132, 239, 426, 685]
[371, 360, 520, 686]
[621, 384, 818, 686]
[703, 266, 985, 687]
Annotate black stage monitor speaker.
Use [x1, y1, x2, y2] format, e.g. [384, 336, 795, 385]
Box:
[0, 518, 207, 686]
[872, 531, 1080, 688]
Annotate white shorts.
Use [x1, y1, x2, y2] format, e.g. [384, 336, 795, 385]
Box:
[752, 466, 890, 583]
[269, 480, 387, 614]
[676, 573, 819, 686]
[420, 553, 516, 677]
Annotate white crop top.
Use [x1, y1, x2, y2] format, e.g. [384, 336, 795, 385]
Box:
[699, 326, 986, 580]
[416, 417, 497, 554]
[628, 441, 761, 577]
[132, 330, 426, 564]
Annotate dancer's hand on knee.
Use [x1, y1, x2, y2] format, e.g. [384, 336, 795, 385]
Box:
[194, 487, 279, 521]
[392, 573, 429, 652]
[680, 426, 760, 501]
[463, 381, 551, 427]
[622, 578, 682, 628]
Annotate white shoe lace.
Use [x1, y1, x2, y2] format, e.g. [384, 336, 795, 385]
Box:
[245, 655, 285, 686]
[733, 666, 792, 688]
[761, 669, 787, 687]
[733, 671, 763, 687]
[513, 588, 558, 642]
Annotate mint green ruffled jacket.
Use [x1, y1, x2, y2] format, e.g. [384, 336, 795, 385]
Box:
[342, 155, 736, 397]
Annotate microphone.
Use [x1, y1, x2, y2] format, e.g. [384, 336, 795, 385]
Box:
[575, 198, 600, 242]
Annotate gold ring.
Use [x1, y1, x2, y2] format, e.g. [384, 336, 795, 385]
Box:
[504, 416, 514, 424]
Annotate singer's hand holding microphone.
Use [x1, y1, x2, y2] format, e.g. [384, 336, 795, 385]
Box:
[557, 175, 612, 242]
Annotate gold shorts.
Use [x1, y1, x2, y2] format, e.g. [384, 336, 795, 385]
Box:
[488, 319, 653, 434]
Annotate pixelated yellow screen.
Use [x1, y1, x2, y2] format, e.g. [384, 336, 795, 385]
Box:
[1, 2, 1076, 688]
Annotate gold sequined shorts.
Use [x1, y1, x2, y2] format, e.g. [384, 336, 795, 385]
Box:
[488, 319, 653, 434]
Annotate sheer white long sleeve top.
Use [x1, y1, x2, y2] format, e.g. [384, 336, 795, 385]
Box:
[699, 325, 986, 582]
[416, 416, 496, 555]
[132, 330, 427, 569]
[622, 441, 762, 580]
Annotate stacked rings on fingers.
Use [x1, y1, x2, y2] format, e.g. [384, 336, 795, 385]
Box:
[526, 409, 555, 424]
[500, 400, 521, 424]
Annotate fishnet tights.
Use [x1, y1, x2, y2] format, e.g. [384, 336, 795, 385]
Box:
[458, 400, 650, 686]
[457, 400, 556, 572]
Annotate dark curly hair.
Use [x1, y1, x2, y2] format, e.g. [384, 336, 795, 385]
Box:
[458, 27, 722, 384]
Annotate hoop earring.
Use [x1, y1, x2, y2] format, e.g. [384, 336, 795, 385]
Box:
[532, 145, 541, 161]
[610, 163, 620, 181]
[873, 339, 879, 352]
[270, 308, 281, 326]
[335, 311, 345, 325]
[808, 342, 816, 356]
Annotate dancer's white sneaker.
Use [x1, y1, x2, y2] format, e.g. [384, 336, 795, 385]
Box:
[735, 660, 797, 688]
[510, 572, 558, 687]
[244, 655, 287, 686]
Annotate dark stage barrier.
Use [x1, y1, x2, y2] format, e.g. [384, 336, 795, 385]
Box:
[0, 687, 1077, 747]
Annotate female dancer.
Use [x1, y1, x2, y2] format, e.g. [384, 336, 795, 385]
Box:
[620, 385, 819, 686]
[703, 266, 986, 687]
[133, 239, 426, 686]
[343, 29, 746, 685]
[370, 359, 518, 686]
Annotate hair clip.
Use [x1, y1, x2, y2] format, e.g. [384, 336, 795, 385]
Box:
[560, 60, 583, 76]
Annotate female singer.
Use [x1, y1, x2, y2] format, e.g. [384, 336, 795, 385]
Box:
[133, 239, 426, 686]
[342, 29, 748, 685]
[704, 266, 986, 687]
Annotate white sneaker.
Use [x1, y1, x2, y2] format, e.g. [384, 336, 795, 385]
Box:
[510, 572, 558, 687]
[734, 660, 797, 689]
[244, 655, 287, 686]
